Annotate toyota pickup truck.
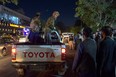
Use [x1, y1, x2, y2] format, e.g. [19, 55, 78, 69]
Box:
[11, 31, 67, 76]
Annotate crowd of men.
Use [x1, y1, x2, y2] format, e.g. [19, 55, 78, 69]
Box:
[72, 26, 116, 77]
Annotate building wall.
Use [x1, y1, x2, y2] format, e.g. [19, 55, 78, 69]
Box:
[0, 5, 31, 36]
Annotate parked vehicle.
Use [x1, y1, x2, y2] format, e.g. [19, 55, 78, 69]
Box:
[0, 36, 16, 56]
[61, 32, 74, 45]
[18, 35, 28, 43]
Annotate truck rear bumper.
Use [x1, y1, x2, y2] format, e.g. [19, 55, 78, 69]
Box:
[12, 62, 66, 71]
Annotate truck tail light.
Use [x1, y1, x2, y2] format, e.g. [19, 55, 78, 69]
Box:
[12, 48, 16, 60]
[61, 48, 66, 60]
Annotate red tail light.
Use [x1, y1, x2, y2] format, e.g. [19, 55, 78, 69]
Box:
[61, 48, 66, 60]
[12, 48, 16, 60]
[62, 48, 66, 54]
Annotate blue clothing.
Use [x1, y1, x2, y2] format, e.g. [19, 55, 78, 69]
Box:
[96, 36, 116, 77]
[72, 43, 83, 72]
[45, 32, 51, 44]
[72, 38, 97, 77]
[74, 35, 79, 50]
[28, 31, 44, 44]
[74, 35, 79, 42]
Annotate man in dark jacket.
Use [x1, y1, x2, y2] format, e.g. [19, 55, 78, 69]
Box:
[96, 26, 116, 77]
[72, 27, 97, 77]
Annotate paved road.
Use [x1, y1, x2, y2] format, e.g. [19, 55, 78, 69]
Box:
[0, 56, 18, 77]
[0, 46, 76, 77]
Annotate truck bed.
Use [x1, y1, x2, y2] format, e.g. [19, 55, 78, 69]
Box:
[15, 42, 64, 45]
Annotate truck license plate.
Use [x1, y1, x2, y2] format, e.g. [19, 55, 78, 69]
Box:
[30, 66, 45, 71]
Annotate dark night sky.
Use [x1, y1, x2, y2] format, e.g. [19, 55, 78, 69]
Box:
[5, 0, 77, 26]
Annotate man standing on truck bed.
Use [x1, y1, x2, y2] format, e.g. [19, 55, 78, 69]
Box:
[45, 11, 60, 43]
[29, 12, 43, 43]
[30, 12, 42, 32]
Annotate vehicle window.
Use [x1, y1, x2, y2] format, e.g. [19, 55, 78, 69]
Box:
[20, 36, 26, 38]
[51, 32, 58, 39]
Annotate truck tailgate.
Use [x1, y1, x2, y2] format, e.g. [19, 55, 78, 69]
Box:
[12, 45, 65, 62]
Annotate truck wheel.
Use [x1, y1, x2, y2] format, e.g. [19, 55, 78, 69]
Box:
[2, 49, 7, 56]
[57, 64, 68, 75]
[16, 68, 25, 77]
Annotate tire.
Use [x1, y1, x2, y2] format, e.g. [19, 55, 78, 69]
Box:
[16, 68, 25, 77]
[57, 64, 68, 76]
[2, 48, 7, 56]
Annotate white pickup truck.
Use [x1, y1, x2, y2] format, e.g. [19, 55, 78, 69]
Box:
[11, 31, 67, 76]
